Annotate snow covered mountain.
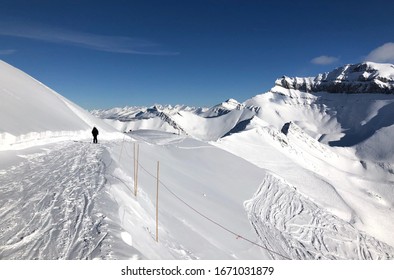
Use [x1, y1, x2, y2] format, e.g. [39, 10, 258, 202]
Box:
[244, 63, 394, 162]
[92, 98, 254, 141]
[94, 62, 394, 160]
[91, 105, 196, 135]
[1, 60, 394, 260]
[277, 62, 394, 94]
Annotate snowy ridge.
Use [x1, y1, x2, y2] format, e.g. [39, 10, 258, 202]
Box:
[245, 173, 394, 260]
[245, 82, 394, 159]
[93, 98, 252, 140]
[0, 60, 122, 150]
[198, 98, 244, 118]
[276, 62, 394, 94]
[91, 104, 199, 121]
[91, 105, 196, 135]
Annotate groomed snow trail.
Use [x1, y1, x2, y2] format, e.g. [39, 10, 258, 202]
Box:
[0, 141, 109, 259]
[245, 174, 394, 260]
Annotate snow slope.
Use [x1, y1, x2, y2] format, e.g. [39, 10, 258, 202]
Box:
[0, 60, 121, 150]
[214, 121, 394, 257]
[245, 173, 394, 260]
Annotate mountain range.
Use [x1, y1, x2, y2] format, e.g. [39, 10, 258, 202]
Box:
[92, 61, 394, 161]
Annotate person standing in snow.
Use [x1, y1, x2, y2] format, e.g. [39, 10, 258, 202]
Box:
[92, 127, 99, 144]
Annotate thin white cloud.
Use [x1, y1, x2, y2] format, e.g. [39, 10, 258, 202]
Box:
[0, 49, 16, 55]
[0, 22, 178, 55]
[311, 55, 339, 65]
[365, 42, 394, 63]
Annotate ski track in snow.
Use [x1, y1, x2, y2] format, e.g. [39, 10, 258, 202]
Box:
[0, 141, 109, 260]
[245, 174, 394, 260]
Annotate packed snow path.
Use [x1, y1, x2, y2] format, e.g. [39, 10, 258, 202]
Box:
[0, 141, 108, 259]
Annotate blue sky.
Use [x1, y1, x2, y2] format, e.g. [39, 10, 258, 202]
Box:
[1, 0, 394, 109]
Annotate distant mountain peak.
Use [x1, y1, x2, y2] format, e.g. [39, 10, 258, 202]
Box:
[224, 98, 239, 104]
[276, 62, 394, 94]
[221, 98, 242, 110]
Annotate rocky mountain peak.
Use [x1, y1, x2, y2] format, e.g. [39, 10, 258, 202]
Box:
[276, 62, 394, 94]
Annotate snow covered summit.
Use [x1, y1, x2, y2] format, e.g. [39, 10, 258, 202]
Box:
[277, 62, 394, 94]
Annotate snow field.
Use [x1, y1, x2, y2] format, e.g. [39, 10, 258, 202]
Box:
[102, 131, 273, 259]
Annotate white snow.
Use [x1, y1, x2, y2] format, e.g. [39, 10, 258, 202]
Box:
[1, 60, 394, 260]
[0, 60, 122, 150]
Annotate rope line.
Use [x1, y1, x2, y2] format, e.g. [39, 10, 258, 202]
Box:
[135, 155, 291, 260]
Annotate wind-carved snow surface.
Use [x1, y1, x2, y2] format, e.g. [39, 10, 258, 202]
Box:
[245, 174, 394, 260]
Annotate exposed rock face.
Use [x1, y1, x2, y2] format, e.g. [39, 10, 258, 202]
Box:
[276, 62, 394, 94]
[281, 122, 291, 135]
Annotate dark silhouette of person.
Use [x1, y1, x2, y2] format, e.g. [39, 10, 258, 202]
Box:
[92, 127, 99, 144]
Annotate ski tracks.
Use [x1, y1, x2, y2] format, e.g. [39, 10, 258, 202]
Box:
[245, 174, 394, 260]
[0, 141, 109, 259]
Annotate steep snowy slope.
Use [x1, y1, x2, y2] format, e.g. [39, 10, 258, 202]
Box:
[214, 120, 394, 258]
[0, 60, 120, 150]
[244, 62, 394, 161]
